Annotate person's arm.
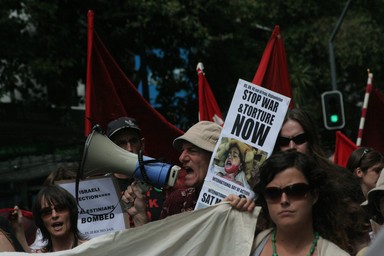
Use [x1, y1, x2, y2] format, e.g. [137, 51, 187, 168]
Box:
[9, 206, 30, 252]
[0, 230, 16, 252]
[121, 182, 150, 227]
[223, 194, 255, 213]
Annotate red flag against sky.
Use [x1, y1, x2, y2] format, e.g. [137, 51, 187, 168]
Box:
[361, 87, 384, 154]
[85, 10, 183, 164]
[197, 62, 224, 126]
[334, 131, 357, 168]
[252, 25, 294, 108]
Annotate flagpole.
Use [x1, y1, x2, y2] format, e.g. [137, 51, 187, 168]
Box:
[85, 10, 94, 136]
[196, 62, 224, 126]
[197, 62, 204, 122]
[356, 69, 373, 146]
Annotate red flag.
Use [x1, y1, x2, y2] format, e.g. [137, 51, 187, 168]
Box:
[361, 87, 384, 154]
[252, 25, 294, 108]
[334, 131, 357, 167]
[197, 62, 224, 126]
[85, 10, 183, 164]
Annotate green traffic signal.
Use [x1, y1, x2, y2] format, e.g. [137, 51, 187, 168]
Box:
[321, 90, 345, 130]
[330, 114, 339, 123]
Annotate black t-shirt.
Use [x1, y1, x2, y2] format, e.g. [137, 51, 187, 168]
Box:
[145, 187, 164, 221]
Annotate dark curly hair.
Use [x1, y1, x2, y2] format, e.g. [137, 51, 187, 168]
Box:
[272, 108, 372, 254]
[254, 150, 350, 252]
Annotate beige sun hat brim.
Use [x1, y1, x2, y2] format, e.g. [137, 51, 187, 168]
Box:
[173, 121, 222, 152]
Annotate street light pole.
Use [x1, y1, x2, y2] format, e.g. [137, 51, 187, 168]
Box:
[328, 0, 352, 91]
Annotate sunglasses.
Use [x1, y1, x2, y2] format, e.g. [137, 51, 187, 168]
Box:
[264, 183, 311, 202]
[357, 148, 370, 168]
[40, 204, 68, 218]
[277, 133, 307, 147]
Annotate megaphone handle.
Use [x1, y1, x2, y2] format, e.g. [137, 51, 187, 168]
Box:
[122, 180, 149, 211]
[135, 179, 151, 192]
[122, 200, 133, 211]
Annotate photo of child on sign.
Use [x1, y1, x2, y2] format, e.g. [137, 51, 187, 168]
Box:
[212, 137, 267, 190]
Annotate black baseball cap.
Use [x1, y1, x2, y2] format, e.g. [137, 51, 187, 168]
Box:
[106, 117, 141, 138]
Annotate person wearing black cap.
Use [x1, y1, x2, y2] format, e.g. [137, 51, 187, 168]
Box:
[106, 117, 164, 222]
[107, 117, 143, 150]
[107, 117, 145, 191]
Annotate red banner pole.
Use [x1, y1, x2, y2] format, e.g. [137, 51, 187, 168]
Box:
[84, 10, 94, 136]
[356, 70, 373, 146]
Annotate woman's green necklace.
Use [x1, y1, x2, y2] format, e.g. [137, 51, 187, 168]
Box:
[271, 229, 319, 256]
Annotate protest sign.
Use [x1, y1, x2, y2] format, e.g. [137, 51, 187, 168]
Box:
[58, 175, 129, 238]
[195, 79, 290, 209]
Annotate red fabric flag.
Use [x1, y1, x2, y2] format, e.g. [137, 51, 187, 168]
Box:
[197, 62, 224, 126]
[361, 87, 384, 154]
[252, 25, 294, 108]
[334, 131, 357, 168]
[85, 10, 183, 164]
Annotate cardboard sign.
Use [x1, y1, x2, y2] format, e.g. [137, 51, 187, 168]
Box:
[58, 175, 129, 238]
[195, 79, 291, 209]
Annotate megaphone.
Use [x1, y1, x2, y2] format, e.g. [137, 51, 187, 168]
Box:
[79, 129, 180, 188]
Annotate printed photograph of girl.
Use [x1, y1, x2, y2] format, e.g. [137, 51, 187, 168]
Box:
[213, 137, 267, 189]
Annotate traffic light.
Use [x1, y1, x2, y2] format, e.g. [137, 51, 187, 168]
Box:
[321, 90, 345, 130]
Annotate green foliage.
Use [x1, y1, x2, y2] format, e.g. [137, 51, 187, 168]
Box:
[1, 0, 384, 149]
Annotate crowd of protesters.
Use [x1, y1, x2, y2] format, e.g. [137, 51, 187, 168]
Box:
[1, 110, 384, 255]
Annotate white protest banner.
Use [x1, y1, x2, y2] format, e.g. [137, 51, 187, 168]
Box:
[2, 203, 261, 256]
[58, 175, 129, 238]
[195, 79, 291, 209]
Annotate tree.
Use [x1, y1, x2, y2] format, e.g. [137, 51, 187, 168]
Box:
[1, 0, 384, 150]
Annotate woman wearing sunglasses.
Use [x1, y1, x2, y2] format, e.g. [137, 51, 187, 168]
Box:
[31, 185, 87, 253]
[251, 150, 350, 256]
[273, 108, 371, 255]
[347, 147, 384, 200]
[275, 108, 331, 167]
